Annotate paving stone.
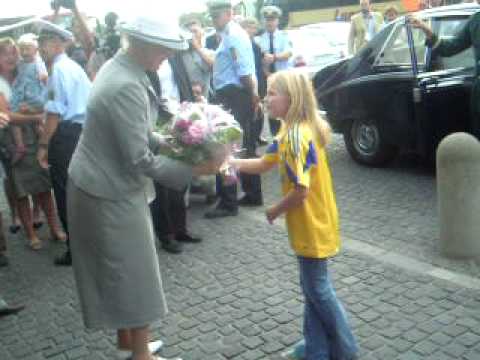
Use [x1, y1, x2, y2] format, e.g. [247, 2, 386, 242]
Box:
[412, 339, 438, 356]
[443, 342, 468, 358]
[1, 135, 480, 360]
[429, 332, 453, 346]
[221, 344, 246, 358]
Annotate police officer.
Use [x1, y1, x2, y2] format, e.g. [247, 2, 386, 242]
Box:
[256, 5, 293, 136]
[37, 24, 92, 266]
[205, 0, 263, 218]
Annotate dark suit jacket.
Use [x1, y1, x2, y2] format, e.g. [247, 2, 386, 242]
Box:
[168, 54, 194, 103]
[252, 40, 266, 98]
[206, 33, 221, 51]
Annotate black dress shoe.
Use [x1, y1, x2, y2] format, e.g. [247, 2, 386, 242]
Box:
[176, 233, 202, 243]
[160, 238, 183, 254]
[0, 253, 8, 267]
[204, 206, 238, 219]
[9, 225, 20, 234]
[0, 303, 25, 318]
[205, 194, 217, 205]
[239, 196, 263, 207]
[54, 251, 72, 266]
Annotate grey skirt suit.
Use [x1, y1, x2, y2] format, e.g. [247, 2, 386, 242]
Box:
[67, 51, 192, 330]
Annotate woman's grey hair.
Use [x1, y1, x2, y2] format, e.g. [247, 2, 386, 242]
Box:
[240, 17, 259, 29]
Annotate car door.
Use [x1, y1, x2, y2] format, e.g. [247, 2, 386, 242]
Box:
[411, 14, 475, 158]
[365, 21, 421, 150]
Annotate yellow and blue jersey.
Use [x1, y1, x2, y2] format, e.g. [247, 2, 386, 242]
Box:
[263, 123, 340, 258]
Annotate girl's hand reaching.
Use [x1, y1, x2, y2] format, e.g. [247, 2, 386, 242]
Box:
[266, 206, 279, 225]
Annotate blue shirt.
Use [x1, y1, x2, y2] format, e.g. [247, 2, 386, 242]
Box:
[10, 59, 47, 112]
[45, 53, 92, 124]
[255, 29, 292, 72]
[213, 21, 255, 91]
[363, 13, 377, 42]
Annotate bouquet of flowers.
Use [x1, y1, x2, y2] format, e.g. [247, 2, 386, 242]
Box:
[156, 102, 242, 184]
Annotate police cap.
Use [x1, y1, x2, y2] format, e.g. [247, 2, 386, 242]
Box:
[207, 0, 233, 13]
[261, 5, 282, 19]
[37, 21, 73, 42]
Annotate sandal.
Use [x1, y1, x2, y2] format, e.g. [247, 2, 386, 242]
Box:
[52, 231, 67, 243]
[29, 239, 42, 251]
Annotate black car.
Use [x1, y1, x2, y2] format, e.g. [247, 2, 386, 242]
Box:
[313, 3, 479, 166]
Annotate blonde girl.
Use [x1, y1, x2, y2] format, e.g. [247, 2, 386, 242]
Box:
[230, 70, 358, 360]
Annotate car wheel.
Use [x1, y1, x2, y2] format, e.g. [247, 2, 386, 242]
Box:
[344, 118, 397, 166]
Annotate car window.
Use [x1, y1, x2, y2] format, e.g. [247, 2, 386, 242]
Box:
[377, 23, 426, 67]
[435, 16, 475, 70]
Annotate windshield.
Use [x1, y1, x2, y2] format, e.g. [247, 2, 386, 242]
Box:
[288, 29, 338, 56]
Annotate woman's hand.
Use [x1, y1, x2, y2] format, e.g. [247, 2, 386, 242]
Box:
[0, 112, 10, 128]
[37, 147, 49, 169]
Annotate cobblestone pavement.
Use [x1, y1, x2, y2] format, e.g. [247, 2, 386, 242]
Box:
[1, 135, 480, 360]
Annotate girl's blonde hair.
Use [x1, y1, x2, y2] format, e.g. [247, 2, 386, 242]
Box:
[268, 70, 331, 148]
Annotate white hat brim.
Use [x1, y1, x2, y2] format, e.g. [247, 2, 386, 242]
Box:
[0, 18, 73, 41]
[120, 27, 189, 51]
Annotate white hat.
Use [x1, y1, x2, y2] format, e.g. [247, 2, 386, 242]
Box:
[0, 18, 72, 41]
[119, 16, 189, 51]
[18, 33, 39, 47]
[37, 20, 73, 42]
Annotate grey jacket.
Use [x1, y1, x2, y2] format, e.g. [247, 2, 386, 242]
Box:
[69, 51, 193, 201]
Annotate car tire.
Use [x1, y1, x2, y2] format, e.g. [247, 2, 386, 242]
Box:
[344, 118, 398, 167]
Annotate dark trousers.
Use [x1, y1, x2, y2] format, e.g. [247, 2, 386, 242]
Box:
[215, 85, 262, 209]
[254, 107, 265, 141]
[48, 122, 82, 256]
[150, 181, 187, 239]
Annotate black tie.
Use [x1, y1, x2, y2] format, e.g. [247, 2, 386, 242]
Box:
[269, 32, 275, 74]
[146, 70, 171, 120]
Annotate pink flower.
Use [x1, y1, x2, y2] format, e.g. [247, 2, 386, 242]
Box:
[175, 119, 192, 131]
[180, 123, 206, 145]
[188, 123, 206, 143]
[181, 133, 196, 145]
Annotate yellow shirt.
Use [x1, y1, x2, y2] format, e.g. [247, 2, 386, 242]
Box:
[263, 123, 340, 258]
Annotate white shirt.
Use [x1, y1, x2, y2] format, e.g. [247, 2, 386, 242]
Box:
[157, 61, 180, 104]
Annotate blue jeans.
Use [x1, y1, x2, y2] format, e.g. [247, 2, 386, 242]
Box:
[298, 257, 358, 360]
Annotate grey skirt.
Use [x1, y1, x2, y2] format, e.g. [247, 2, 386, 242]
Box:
[67, 181, 168, 330]
[11, 152, 51, 198]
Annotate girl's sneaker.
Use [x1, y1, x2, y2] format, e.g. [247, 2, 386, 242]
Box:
[280, 341, 305, 360]
[280, 348, 304, 360]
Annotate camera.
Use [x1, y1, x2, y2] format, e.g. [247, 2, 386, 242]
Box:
[50, 0, 76, 11]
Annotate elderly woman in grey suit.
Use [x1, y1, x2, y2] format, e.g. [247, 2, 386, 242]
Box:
[67, 17, 223, 360]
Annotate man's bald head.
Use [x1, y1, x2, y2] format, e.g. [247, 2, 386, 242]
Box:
[360, 0, 370, 11]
